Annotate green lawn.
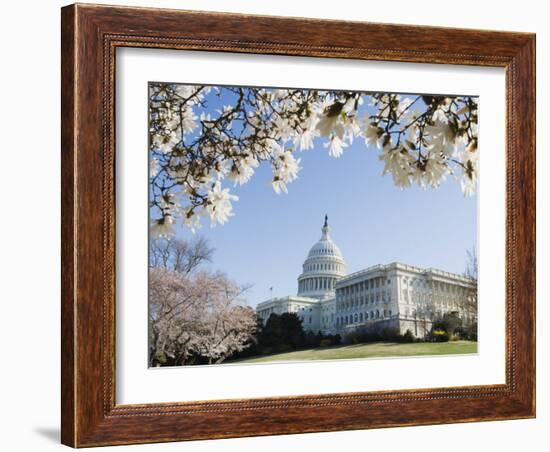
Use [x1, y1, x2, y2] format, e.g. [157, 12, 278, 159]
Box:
[230, 341, 477, 364]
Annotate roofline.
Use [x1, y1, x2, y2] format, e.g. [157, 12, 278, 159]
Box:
[337, 262, 476, 284]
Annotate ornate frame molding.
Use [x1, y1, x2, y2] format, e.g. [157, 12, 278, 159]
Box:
[61, 4, 535, 447]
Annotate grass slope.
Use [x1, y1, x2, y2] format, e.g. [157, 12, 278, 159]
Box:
[231, 341, 477, 364]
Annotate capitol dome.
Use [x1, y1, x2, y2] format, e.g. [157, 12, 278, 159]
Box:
[297, 216, 346, 299]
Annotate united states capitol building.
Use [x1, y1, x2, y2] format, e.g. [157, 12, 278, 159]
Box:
[256, 216, 477, 338]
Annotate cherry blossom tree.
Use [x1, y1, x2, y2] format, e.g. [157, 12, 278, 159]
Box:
[192, 278, 257, 364]
[149, 84, 478, 236]
[148, 267, 205, 366]
[149, 267, 256, 366]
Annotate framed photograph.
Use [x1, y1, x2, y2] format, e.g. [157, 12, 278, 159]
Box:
[61, 3, 536, 447]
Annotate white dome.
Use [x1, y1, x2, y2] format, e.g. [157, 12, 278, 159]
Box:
[297, 216, 346, 299]
[307, 235, 344, 260]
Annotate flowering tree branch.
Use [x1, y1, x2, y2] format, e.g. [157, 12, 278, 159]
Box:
[149, 84, 478, 237]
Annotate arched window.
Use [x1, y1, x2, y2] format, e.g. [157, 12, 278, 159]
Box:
[370, 311, 374, 319]
[354, 314, 358, 322]
[376, 310, 380, 318]
[359, 313, 363, 322]
[345, 315, 349, 324]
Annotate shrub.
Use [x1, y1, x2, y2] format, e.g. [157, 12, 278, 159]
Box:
[343, 330, 362, 345]
[466, 322, 478, 341]
[304, 331, 322, 348]
[319, 338, 333, 347]
[379, 327, 401, 342]
[151, 351, 167, 366]
[400, 329, 415, 343]
[433, 329, 450, 342]
[432, 312, 462, 336]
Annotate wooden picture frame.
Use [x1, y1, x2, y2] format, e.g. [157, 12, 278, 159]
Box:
[61, 3, 536, 447]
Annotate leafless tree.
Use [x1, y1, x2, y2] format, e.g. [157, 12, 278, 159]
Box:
[464, 246, 478, 280]
[149, 236, 213, 274]
[463, 246, 479, 315]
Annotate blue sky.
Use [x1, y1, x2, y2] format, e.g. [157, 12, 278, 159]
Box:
[159, 86, 477, 308]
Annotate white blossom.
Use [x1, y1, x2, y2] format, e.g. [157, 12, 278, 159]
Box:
[379, 148, 414, 188]
[316, 111, 341, 137]
[271, 148, 301, 194]
[294, 115, 319, 151]
[363, 120, 388, 150]
[183, 207, 203, 233]
[206, 182, 239, 225]
[150, 214, 176, 238]
[174, 85, 197, 99]
[151, 130, 180, 154]
[324, 134, 348, 158]
[180, 106, 198, 135]
[425, 120, 457, 156]
[229, 154, 259, 186]
[432, 107, 449, 123]
[460, 149, 478, 196]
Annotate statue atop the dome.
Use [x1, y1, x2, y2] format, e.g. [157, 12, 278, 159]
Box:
[324, 214, 328, 228]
